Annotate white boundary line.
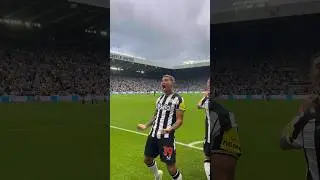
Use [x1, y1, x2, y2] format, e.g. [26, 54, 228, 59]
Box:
[110, 125, 202, 151]
[188, 141, 204, 146]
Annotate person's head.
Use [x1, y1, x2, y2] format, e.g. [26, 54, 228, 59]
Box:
[206, 78, 210, 92]
[311, 53, 320, 87]
[161, 75, 175, 94]
[307, 53, 320, 108]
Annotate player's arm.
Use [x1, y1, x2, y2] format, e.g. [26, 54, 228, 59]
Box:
[280, 109, 313, 150]
[163, 98, 186, 133]
[197, 95, 207, 109]
[137, 110, 157, 131]
[145, 110, 158, 128]
[280, 119, 302, 150]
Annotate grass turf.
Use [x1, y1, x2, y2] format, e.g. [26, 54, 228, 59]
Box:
[0, 102, 108, 180]
[111, 94, 306, 180]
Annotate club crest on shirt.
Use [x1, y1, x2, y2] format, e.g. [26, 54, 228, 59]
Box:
[157, 103, 172, 111]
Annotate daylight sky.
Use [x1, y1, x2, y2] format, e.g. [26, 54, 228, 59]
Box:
[110, 0, 210, 67]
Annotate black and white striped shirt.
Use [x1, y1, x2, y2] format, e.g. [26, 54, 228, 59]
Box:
[199, 96, 211, 143]
[208, 100, 238, 141]
[281, 106, 320, 180]
[149, 93, 186, 139]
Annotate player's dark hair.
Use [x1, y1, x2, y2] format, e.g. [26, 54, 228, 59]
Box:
[310, 53, 320, 92]
[163, 74, 175, 84]
[307, 53, 320, 108]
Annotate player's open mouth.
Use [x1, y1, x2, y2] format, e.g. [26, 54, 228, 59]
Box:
[162, 84, 166, 89]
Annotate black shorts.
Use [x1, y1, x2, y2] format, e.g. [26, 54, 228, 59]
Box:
[210, 128, 242, 159]
[144, 136, 176, 165]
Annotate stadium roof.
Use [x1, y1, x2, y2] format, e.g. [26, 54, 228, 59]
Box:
[110, 51, 209, 70]
[173, 60, 210, 69]
[0, 0, 108, 45]
[211, 0, 320, 24]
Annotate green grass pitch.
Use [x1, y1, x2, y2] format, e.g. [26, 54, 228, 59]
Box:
[111, 94, 306, 180]
[0, 102, 108, 180]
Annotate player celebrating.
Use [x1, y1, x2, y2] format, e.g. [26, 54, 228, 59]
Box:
[197, 79, 211, 180]
[137, 75, 185, 180]
[208, 79, 242, 180]
[280, 54, 320, 180]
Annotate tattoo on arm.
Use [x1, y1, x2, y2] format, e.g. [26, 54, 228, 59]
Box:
[145, 118, 154, 128]
[170, 121, 181, 130]
[171, 110, 183, 130]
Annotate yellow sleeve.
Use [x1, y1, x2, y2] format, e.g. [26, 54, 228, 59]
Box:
[282, 120, 295, 139]
[178, 98, 186, 111]
[281, 112, 307, 148]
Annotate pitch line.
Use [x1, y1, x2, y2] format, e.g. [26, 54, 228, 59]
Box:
[110, 125, 202, 151]
[188, 141, 204, 146]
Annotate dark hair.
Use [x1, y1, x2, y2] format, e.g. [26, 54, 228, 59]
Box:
[162, 74, 175, 84]
[311, 53, 320, 92]
[306, 53, 320, 109]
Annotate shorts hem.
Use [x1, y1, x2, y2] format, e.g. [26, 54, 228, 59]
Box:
[211, 150, 240, 160]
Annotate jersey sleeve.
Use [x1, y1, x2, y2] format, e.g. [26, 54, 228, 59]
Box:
[155, 95, 163, 108]
[176, 97, 186, 111]
[280, 116, 303, 149]
[198, 96, 208, 109]
[280, 110, 314, 149]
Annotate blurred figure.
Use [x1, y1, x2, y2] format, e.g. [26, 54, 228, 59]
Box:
[197, 78, 211, 180]
[208, 79, 242, 180]
[280, 53, 320, 180]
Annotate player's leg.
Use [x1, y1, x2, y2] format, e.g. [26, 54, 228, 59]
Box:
[204, 157, 210, 180]
[144, 156, 163, 179]
[203, 142, 211, 180]
[91, 94, 94, 104]
[210, 128, 241, 180]
[166, 163, 182, 180]
[94, 95, 98, 104]
[144, 136, 163, 179]
[159, 138, 182, 180]
[81, 94, 85, 104]
[211, 152, 237, 180]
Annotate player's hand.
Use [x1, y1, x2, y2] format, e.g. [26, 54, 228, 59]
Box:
[137, 124, 147, 131]
[162, 128, 173, 134]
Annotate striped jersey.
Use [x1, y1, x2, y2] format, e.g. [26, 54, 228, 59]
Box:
[149, 93, 186, 139]
[198, 96, 211, 143]
[281, 106, 320, 180]
[208, 100, 238, 141]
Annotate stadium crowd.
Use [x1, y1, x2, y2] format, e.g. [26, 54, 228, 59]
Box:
[0, 47, 109, 96]
[0, 46, 314, 96]
[214, 56, 310, 95]
[110, 76, 207, 92]
[111, 54, 312, 95]
[215, 53, 311, 95]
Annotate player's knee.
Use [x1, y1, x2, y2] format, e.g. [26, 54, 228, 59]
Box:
[166, 163, 177, 175]
[144, 157, 153, 166]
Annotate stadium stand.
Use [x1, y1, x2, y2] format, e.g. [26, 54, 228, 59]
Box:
[211, 14, 320, 96]
[0, 0, 108, 99]
[110, 52, 209, 93]
[0, 46, 108, 96]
